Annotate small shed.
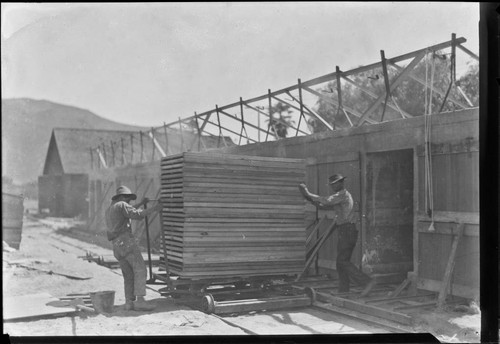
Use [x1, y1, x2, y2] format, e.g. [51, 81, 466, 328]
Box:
[39, 128, 141, 218]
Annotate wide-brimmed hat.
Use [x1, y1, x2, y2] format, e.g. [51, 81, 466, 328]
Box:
[328, 174, 346, 185]
[112, 186, 137, 201]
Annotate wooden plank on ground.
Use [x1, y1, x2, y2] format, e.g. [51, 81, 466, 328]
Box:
[315, 291, 413, 325]
[4, 293, 77, 321]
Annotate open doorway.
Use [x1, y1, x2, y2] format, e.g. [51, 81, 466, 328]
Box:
[363, 149, 414, 274]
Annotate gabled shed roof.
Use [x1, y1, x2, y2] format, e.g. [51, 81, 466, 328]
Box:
[43, 128, 141, 175]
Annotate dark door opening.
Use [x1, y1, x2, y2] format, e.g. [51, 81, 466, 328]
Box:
[364, 149, 414, 274]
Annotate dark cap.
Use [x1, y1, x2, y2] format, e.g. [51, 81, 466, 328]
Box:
[112, 186, 137, 201]
[328, 174, 346, 185]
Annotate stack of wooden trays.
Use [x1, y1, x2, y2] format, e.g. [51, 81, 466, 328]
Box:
[159, 152, 306, 279]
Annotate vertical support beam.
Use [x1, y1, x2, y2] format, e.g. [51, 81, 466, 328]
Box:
[380, 50, 391, 122]
[178, 117, 184, 152]
[267, 89, 278, 141]
[163, 122, 170, 155]
[215, 105, 222, 148]
[151, 128, 156, 161]
[239, 97, 247, 145]
[451, 33, 456, 83]
[257, 106, 261, 142]
[121, 138, 126, 165]
[411, 147, 419, 296]
[194, 112, 200, 151]
[139, 131, 144, 163]
[130, 134, 134, 164]
[439, 33, 457, 113]
[194, 112, 206, 151]
[315, 164, 320, 274]
[335, 66, 353, 127]
[297, 79, 305, 136]
[238, 102, 243, 145]
[359, 150, 367, 270]
[89, 148, 94, 170]
[110, 141, 115, 167]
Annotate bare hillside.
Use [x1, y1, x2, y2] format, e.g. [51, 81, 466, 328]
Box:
[2, 98, 148, 184]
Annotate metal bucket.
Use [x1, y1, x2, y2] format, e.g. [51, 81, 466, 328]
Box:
[89, 290, 115, 313]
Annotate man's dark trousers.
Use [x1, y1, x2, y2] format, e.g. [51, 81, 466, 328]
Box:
[336, 223, 371, 292]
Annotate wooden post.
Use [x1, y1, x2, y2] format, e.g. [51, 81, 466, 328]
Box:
[130, 134, 134, 164]
[359, 150, 367, 269]
[438, 33, 457, 114]
[436, 222, 465, 310]
[215, 105, 222, 148]
[194, 112, 206, 151]
[451, 33, 456, 83]
[258, 106, 261, 142]
[178, 117, 184, 152]
[121, 138, 126, 165]
[151, 127, 156, 161]
[140, 131, 143, 163]
[110, 140, 115, 167]
[89, 148, 94, 170]
[297, 79, 305, 136]
[96, 149, 101, 169]
[269, 89, 279, 140]
[239, 98, 246, 145]
[163, 122, 170, 155]
[411, 147, 419, 296]
[101, 143, 107, 166]
[315, 164, 320, 274]
[380, 50, 391, 122]
[194, 112, 200, 151]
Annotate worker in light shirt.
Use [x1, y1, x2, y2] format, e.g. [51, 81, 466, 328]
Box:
[105, 186, 162, 311]
[299, 174, 376, 296]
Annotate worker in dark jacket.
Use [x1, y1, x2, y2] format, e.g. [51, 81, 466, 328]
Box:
[299, 174, 376, 296]
[105, 186, 162, 311]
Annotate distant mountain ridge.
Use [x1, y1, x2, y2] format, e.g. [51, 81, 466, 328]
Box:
[2, 98, 149, 184]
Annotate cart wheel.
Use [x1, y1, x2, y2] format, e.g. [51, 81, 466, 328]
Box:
[201, 294, 215, 314]
[305, 287, 317, 302]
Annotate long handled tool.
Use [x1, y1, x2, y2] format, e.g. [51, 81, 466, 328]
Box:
[144, 202, 155, 283]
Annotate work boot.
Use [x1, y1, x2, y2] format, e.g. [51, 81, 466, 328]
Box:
[124, 300, 134, 311]
[360, 278, 377, 297]
[133, 297, 156, 311]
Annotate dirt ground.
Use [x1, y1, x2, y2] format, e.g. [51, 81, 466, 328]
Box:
[2, 207, 481, 341]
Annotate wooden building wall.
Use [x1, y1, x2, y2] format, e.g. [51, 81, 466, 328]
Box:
[217, 108, 479, 298]
[38, 174, 89, 218]
[87, 108, 479, 298]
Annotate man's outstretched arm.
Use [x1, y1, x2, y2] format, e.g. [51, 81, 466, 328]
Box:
[298, 183, 345, 209]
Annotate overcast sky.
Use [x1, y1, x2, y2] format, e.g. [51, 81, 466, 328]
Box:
[1, 2, 480, 127]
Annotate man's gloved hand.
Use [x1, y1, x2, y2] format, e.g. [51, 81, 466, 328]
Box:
[141, 197, 150, 206]
[298, 183, 311, 200]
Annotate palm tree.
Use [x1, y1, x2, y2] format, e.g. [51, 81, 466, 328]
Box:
[267, 103, 295, 138]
